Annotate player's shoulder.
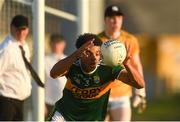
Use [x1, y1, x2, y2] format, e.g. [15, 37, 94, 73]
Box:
[121, 30, 137, 39]
[0, 35, 14, 53]
[45, 54, 53, 62]
[120, 30, 138, 44]
[0, 36, 12, 48]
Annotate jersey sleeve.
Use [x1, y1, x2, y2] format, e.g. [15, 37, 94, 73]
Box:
[111, 65, 124, 80]
[130, 36, 140, 55]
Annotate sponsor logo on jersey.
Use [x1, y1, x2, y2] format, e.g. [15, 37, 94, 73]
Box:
[66, 78, 113, 99]
[71, 87, 101, 99]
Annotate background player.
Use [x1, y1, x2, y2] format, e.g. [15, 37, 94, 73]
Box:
[45, 34, 67, 119]
[98, 5, 146, 121]
[0, 15, 31, 121]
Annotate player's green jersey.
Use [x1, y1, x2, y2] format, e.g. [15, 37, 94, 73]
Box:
[54, 61, 123, 121]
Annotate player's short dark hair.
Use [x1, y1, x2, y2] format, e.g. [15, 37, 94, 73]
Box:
[75, 33, 102, 49]
[11, 15, 29, 29]
[49, 34, 64, 44]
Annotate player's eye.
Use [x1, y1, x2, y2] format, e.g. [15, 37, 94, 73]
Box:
[85, 50, 91, 56]
[96, 51, 101, 56]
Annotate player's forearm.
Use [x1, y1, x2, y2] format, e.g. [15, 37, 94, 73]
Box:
[124, 61, 145, 89]
[134, 56, 144, 78]
[50, 52, 78, 78]
[133, 55, 146, 96]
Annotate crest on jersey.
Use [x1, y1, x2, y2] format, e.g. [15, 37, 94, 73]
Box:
[93, 76, 100, 84]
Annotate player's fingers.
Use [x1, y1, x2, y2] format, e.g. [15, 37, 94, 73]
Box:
[82, 40, 94, 51]
[87, 40, 95, 49]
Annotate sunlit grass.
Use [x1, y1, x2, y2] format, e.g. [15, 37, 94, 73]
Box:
[132, 94, 180, 121]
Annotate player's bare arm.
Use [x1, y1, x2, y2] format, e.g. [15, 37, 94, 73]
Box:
[117, 57, 145, 89]
[131, 53, 144, 76]
[50, 40, 94, 78]
[124, 38, 144, 77]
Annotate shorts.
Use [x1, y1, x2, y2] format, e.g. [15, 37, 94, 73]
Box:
[107, 96, 131, 110]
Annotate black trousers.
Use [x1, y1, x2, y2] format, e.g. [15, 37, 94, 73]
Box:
[0, 95, 24, 121]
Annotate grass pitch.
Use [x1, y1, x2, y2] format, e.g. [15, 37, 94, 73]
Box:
[132, 94, 180, 121]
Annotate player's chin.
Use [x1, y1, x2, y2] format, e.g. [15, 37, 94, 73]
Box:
[89, 62, 97, 68]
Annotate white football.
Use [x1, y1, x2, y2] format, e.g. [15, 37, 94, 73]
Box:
[101, 39, 127, 67]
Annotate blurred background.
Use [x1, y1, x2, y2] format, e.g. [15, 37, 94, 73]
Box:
[0, 0, 180, 121]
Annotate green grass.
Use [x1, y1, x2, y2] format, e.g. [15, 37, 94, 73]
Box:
[132, 94, 180, 121]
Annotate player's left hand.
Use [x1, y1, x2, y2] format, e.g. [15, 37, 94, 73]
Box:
[132, 95, 147, 114]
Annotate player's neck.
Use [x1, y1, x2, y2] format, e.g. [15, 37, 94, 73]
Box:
[80, 60, 97, 74]
[105, 30, 120, 39]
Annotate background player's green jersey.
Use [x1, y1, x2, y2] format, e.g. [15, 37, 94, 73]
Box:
[53, 61, 123, 121]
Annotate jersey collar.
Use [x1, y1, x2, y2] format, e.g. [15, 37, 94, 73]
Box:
[79, 60, 99, 75]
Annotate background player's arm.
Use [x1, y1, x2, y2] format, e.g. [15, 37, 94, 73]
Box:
[117, 57, 145, 89]
[133, 54, 146, 96]
[50, 41, 94, 78]
[132, 53, 147, 113]
[133, 54, 144, 78]
[125, 37, 146, 95]
[125, 37, 147, 113]
[0, 49, 9, 74]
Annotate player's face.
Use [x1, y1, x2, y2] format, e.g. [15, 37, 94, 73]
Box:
[18, 28, 29, 41]
[12, 26, 29, 42]
[105, 16, 123, 32]
[81, 45, 101, 70]
[51, 41, 66, 54]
